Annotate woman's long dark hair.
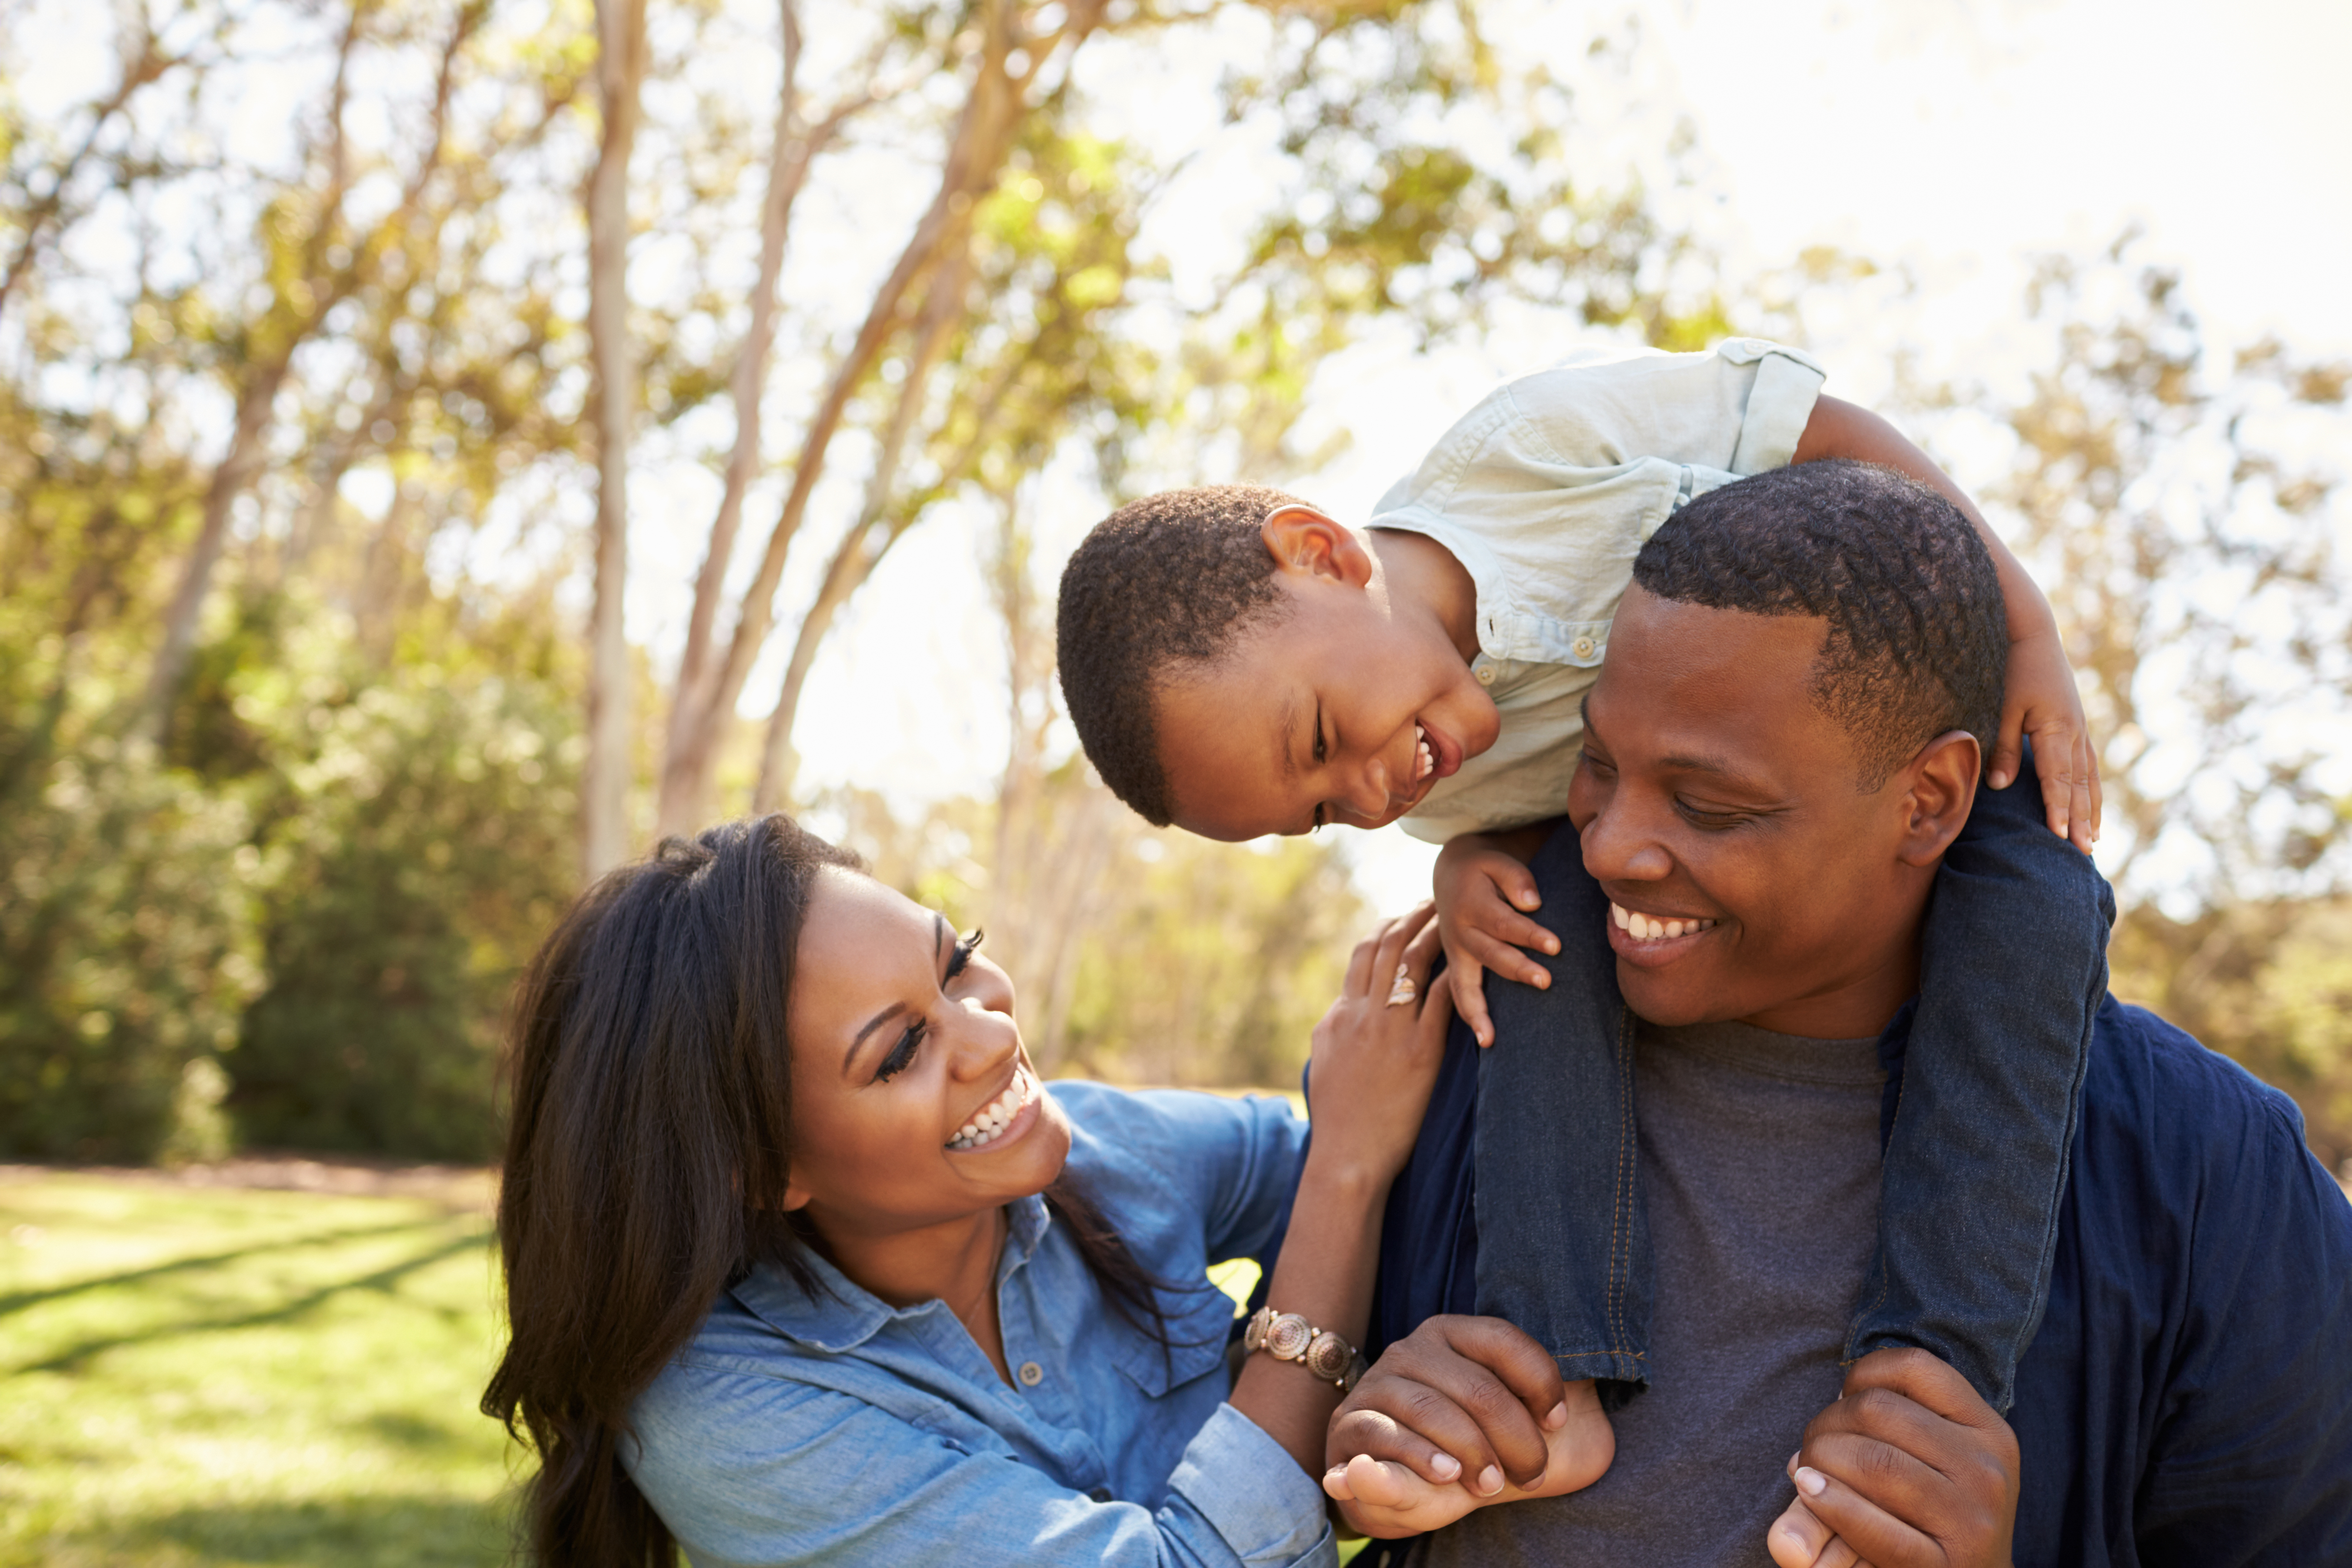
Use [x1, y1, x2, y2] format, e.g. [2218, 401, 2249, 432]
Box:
[482, 815, 1169, 1568]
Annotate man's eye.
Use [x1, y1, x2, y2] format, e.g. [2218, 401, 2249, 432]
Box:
[1676, 799, 1747, 830]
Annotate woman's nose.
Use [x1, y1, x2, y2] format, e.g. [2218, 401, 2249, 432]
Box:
[948, 1000, 1020, 1080]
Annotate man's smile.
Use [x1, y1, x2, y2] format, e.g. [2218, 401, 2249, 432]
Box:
[1606, 900, 1723, 967]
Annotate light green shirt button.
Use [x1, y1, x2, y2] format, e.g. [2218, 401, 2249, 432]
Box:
[1572, 636, 1597, 660]
[1475, 665, 1496, 686]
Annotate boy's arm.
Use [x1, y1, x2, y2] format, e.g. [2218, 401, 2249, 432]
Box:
[1793, 395, 2099, 851]
[1431, 819, 1565, 1049]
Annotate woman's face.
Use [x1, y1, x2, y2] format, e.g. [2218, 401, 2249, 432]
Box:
[782, 867, 1072, 1240]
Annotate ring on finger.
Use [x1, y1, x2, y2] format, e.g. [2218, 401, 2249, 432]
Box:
[1385, 962, 1417, 1007]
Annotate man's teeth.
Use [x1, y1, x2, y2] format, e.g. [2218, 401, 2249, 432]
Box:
[1609, 902, 1719, 942]
[946, 1068, 1034, 1151]
[1414, 723, 1433, 783]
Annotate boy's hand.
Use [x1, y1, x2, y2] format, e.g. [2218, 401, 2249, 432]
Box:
[1432, 835, 1558, 1048]
[1764, 1348, 2019, 1568]
[1992, 616, 2100, 854]
[1321, 1315, 1613, 1536]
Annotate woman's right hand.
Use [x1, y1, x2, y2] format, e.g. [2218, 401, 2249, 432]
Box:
[1303, 902, 1454, 1190]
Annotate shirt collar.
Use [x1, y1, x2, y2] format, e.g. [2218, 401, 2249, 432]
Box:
[728, 1194, 1054, 1354]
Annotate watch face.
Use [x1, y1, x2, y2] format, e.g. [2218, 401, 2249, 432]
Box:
[1265, 1313, 1314, 1361]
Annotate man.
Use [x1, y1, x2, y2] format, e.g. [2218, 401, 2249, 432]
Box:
[1323, 460, 2352, 1566]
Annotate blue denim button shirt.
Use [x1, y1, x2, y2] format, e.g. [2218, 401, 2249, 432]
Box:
[624, 1082, 1335, 1568]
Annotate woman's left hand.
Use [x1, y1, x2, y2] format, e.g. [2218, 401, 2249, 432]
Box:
[1303, 902, 1454, 1190]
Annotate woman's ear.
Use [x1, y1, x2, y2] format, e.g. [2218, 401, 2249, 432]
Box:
[1896, 730, 1982, 867]
[1261, 504, 1375, 588]
[781, 1170, 813, 1213]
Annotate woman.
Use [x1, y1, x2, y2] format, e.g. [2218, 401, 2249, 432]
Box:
[482, 814, 1456, 1566]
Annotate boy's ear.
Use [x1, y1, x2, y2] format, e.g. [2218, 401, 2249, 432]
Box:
[1261, 504, 1374, 589]
[1894, 730, 1981, 867]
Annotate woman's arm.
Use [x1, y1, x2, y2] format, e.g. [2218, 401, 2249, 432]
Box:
[1222, 906, 1456, 1476]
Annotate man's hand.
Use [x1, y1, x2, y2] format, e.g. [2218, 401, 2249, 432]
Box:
[1321, 1315, 1612, 1537]
[1992, 618, 2100, 854]
[1764, 1348, 2019, 1568]
[1432, 836, 1558, 1048]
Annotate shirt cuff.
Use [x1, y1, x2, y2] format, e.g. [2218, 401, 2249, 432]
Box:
[1165, 1403, 1339, 1567]
[1728, 347, 1827, 475]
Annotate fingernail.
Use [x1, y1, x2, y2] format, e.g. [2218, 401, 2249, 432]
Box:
[1431, 1453, 1460, 1481]
[1477, 1465, 1504, 1496]
[1795, 1466, 1827, 1497]
[1545, 1401, 1570, 1430]
[1787, 1450, 1801, 1471]
[1323, 1466, 1347, 1494]
[1543, 938, 1560, 955]
[1989, 771, 2010, 788]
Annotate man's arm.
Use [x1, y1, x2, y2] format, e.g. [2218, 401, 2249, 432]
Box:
[1793, 395, 2099, 849]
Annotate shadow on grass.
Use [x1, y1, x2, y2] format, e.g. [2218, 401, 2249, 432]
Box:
[0, 1216, 447, 1319]
[122, 1493, 516, 1568]
[15, 1223, 493, 1375]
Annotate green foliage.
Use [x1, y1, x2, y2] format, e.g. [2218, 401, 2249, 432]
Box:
[0, 745, 263, 1161]
[2112, 898, 2352, 1170]
[232, 653, 581, 1160]
[0, 1171, 512, 1565]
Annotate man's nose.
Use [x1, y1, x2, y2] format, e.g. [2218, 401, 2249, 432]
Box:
[1580, 794, 1674, 883]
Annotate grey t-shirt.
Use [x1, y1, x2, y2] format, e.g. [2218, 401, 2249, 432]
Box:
[1411, 1015, 1886, 1568]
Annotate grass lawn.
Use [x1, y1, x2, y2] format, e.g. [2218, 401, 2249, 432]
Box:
[0, 1166, 1370, 1567]
[0, 1167, 514, 1568]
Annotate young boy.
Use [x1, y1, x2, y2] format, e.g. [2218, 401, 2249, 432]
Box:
[1052, 341, 2111, 1526]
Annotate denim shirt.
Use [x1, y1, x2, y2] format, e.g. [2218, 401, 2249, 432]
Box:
[624, 1083, 1334, 1568]
[1366, 997, 2352, 1566]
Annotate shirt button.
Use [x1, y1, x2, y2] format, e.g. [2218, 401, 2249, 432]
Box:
[1572, 636, 1598, 660]
[1475, 665, 1496, 686]
[1088, 1485, 1113, 1503]
[1018, 1361, 1044, 1386]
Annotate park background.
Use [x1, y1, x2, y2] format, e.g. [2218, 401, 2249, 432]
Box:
[3, 0, 2348, 1561]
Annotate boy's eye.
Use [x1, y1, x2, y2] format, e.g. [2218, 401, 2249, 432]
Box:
[1313, 708, 1328, 766]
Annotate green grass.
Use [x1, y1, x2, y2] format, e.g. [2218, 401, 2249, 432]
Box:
[0, 1171, 514, 1568]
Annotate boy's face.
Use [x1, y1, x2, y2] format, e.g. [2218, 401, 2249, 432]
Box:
[1153, 535, 1501, 841]
[1566, 584, 1977, 1040]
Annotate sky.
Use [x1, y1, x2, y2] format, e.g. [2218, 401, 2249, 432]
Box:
[773, 0, 2352, 912]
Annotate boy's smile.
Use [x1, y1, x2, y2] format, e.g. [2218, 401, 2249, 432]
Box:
[1151, 514, 1500, 840]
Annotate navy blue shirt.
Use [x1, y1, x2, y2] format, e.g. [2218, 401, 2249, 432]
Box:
[1367, 998, 2352, 1567]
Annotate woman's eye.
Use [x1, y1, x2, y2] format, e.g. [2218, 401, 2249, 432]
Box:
[945, 929, 983, 983]
[876, 1021, 925, 1083]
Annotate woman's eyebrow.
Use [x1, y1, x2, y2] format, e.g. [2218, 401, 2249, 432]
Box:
[843, 915, 949, 1079]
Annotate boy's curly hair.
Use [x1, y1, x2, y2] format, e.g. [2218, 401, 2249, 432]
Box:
[1055, 484, 1308, 826]
[1633, 459, 2007, 789]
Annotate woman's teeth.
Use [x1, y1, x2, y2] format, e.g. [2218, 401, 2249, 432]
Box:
[1414, 723, 1434, 783]
[946, 1068, 1035, 1151]
[1610, 902, 1719, 942]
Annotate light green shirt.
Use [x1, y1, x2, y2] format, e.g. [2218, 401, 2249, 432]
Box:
[1372, 338, 1827, 844]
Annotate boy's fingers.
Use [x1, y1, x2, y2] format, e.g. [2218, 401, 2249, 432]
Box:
[1988, 700, 2026, 793]
[1468, 897, 1560, 959]
[1448, 960, 1494, 1046]
[1466, 931, 1551, 990]
[1494, 860, 1543, 913]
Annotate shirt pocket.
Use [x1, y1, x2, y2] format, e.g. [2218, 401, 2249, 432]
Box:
[1110, 1282, 1241, 1399]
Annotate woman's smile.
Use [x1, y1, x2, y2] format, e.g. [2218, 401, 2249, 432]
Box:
[946, 1063, 1041, 1152]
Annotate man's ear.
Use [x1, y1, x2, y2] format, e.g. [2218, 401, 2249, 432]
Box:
[1261, 504, 1374, 589]
[1895, 730, 1981, 867]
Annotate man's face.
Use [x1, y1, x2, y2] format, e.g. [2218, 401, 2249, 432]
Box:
[1566, 584, 1972, 1039]
[1153, 572, 1501, 841]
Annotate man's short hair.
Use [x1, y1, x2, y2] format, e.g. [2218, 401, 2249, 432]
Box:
[1632, 459, 2007, 789]
[1056, 484, 1305, 826]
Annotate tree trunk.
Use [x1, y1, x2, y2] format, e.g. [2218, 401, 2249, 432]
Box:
[664, 0, 815, 783]
[142, 364, 289, 726]
[580, 0, 649, 880]
[656, 0, 1027, 835]
[749, 250, 970, 813]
